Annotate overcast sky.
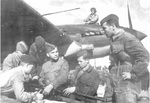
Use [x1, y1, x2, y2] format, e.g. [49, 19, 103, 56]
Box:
[24, 0, 150, 35]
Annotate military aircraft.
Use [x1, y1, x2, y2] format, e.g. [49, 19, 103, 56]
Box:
[1, 0, 148, 103]
[1, 0, 147, 69]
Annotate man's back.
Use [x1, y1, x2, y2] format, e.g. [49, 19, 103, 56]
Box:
[2, 51, 23, 72]
[29, 43, 47, 64]
[0, 66, 24, 93]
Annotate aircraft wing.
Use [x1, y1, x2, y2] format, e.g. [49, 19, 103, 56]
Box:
[1, 0, 94, 70]
[1, 0, 147, 69]
[1, 0, 112, 62]
[1, 0, 73, 59]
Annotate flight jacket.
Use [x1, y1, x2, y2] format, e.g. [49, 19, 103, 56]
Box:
[110, 29, 149, 81]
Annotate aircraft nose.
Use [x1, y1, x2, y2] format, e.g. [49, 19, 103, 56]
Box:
[64, 41, 94, 57]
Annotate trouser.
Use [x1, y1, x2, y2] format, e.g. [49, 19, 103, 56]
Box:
[110, 65, 139, 103]
[140, 71, 149, 90]
[115, 88, 137, 103]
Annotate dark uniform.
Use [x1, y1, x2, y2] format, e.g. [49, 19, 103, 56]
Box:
[29, 42, 50, 65]
[101, 14, 149, 103]
[29, 36, 50, 76]
[110, 29, 149, 103]
[70, 65, 100, 103]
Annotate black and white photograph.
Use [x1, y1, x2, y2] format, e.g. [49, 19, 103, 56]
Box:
[1, 0, 150, 103]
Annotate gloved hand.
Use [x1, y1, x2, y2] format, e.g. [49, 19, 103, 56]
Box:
[43, 84, 53, 95]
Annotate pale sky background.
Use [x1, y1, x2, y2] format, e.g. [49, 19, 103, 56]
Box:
[24, 0, 150, 35]
[23, 0, 150, 68]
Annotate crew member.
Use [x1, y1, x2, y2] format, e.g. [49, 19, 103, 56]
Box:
[29, 36, 51, 79]
[83, 7, 99, 24]
[0, 54, 43, 103]
[100, 14, 149, 103]
[2, 41, 28, 72]
[39, 44, 69, 99]
[63, 50, 100, 103]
